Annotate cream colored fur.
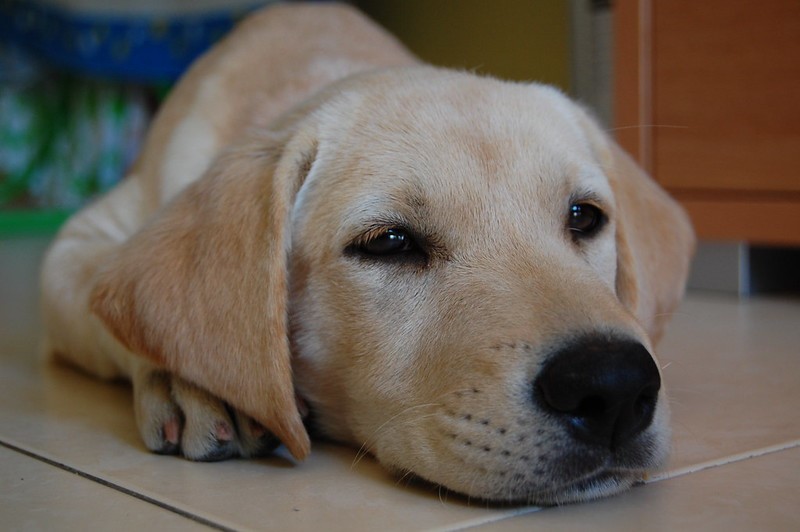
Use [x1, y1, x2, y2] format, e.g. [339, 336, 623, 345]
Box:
[40, 3, 694, 504]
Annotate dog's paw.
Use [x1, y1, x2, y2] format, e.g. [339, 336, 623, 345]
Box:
[132, 369, 280, 461]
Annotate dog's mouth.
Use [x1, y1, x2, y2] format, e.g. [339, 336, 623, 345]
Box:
[392, 461, 647, 507]
[518, 467, 644, 506]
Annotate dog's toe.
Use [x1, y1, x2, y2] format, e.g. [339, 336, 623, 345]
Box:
[133, 370, 184, 454]
[234, 411, 280, 458]
[170, 378, 239, 461]
[133, 368, 243, 461]
[155, 416, 182, 455]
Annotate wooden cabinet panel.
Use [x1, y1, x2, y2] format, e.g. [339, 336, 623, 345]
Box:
[614, 0, 800, 245]
[653, 0, 800, 193]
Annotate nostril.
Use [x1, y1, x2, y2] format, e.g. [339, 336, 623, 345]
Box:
[534, 335, 661, 449]
[575, 396, 606, 419]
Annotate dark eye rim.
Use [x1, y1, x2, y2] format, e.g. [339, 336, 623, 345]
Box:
[567, 202, 607, 238]
[345, 225, 429, 264]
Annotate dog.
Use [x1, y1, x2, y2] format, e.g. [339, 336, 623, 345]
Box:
[40, 3, 694, 505]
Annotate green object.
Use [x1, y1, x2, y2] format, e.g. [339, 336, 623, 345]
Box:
[0, 209, 71, 237]
[0, 72, 150, 210]
[0, 44, 153, 236]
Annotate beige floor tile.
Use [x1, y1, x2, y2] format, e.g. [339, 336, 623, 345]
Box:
[656, 294, 800, 472]
[471, 445, 800, 531]
[0, 237, 50, 356]
[0, 444, 209, 531]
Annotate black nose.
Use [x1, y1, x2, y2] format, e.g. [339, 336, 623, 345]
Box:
[534, 335, 661, 449]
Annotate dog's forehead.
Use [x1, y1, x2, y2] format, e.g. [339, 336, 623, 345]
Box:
[311, 70, 612, 236]
[346, 73, 600, 183]
[344, 72, 592, 159]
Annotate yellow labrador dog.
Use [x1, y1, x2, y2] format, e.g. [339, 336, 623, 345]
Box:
[40, 3, 694, 505]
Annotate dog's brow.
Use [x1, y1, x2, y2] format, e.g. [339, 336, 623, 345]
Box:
[347, 189, 429, 227]
[569, 189, 607, 206]
[407, 193, 427, 211]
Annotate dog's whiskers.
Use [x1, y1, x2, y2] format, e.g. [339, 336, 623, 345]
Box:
[394, 467, 416, 488]
[350, 391, 490, 476]
[351, 402, 442, 468]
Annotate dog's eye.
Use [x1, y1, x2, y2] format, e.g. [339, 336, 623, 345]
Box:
[349, 227, 427, 262]
[568, 203, 605, 237]
[361, 228, 414, 255]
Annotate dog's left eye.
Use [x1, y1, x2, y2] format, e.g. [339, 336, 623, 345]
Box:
[568, 203, 605, 237]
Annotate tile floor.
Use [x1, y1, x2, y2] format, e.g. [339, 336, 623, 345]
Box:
[1, 236, 799, 531]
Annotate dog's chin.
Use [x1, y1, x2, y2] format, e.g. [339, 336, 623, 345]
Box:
[390, 465, 646, 507]
[515, 469, 643, 506]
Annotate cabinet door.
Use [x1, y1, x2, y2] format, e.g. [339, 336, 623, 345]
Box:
[614, 0, 800, 245]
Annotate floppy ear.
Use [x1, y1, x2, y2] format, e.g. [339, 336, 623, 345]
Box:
[608, 142, 695, 343]
[90, 127, 317, 460]
[577, 112, 695, 344]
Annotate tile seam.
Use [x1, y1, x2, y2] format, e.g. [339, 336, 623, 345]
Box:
[648, 439, 800, 483]
[0, 437, 238, 532]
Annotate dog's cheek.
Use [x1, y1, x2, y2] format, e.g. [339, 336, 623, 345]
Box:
[288, 272, 355, 441]
[586, 228, 619, 294]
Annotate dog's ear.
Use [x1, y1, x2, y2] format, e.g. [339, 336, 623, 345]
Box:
[90, 127, 317, 460]
[608, 142, 695, 343]
[577, 111, 695, 344]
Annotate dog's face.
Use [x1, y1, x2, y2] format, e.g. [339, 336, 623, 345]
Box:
[91, 67, 692, 505]
[287, 69, 670, 503]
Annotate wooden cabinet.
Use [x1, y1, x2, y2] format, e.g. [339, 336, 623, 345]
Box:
[614, 0, 800, 245]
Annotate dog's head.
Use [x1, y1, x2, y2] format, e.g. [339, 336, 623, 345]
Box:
[91, 67, 694, 504]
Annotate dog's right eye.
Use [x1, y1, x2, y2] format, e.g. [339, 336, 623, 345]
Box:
[568, 203, 606, 238]
[360, 228, 414, 255]
[347, 226, 426, 263]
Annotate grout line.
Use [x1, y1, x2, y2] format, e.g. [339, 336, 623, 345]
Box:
[0, 438, 237, 532]
[428, 506, 543, 532]
[648, 439, 800, 483]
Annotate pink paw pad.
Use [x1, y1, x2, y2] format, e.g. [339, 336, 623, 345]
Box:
[163, 418, 181, 445]
[214, 421, 234, 442]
